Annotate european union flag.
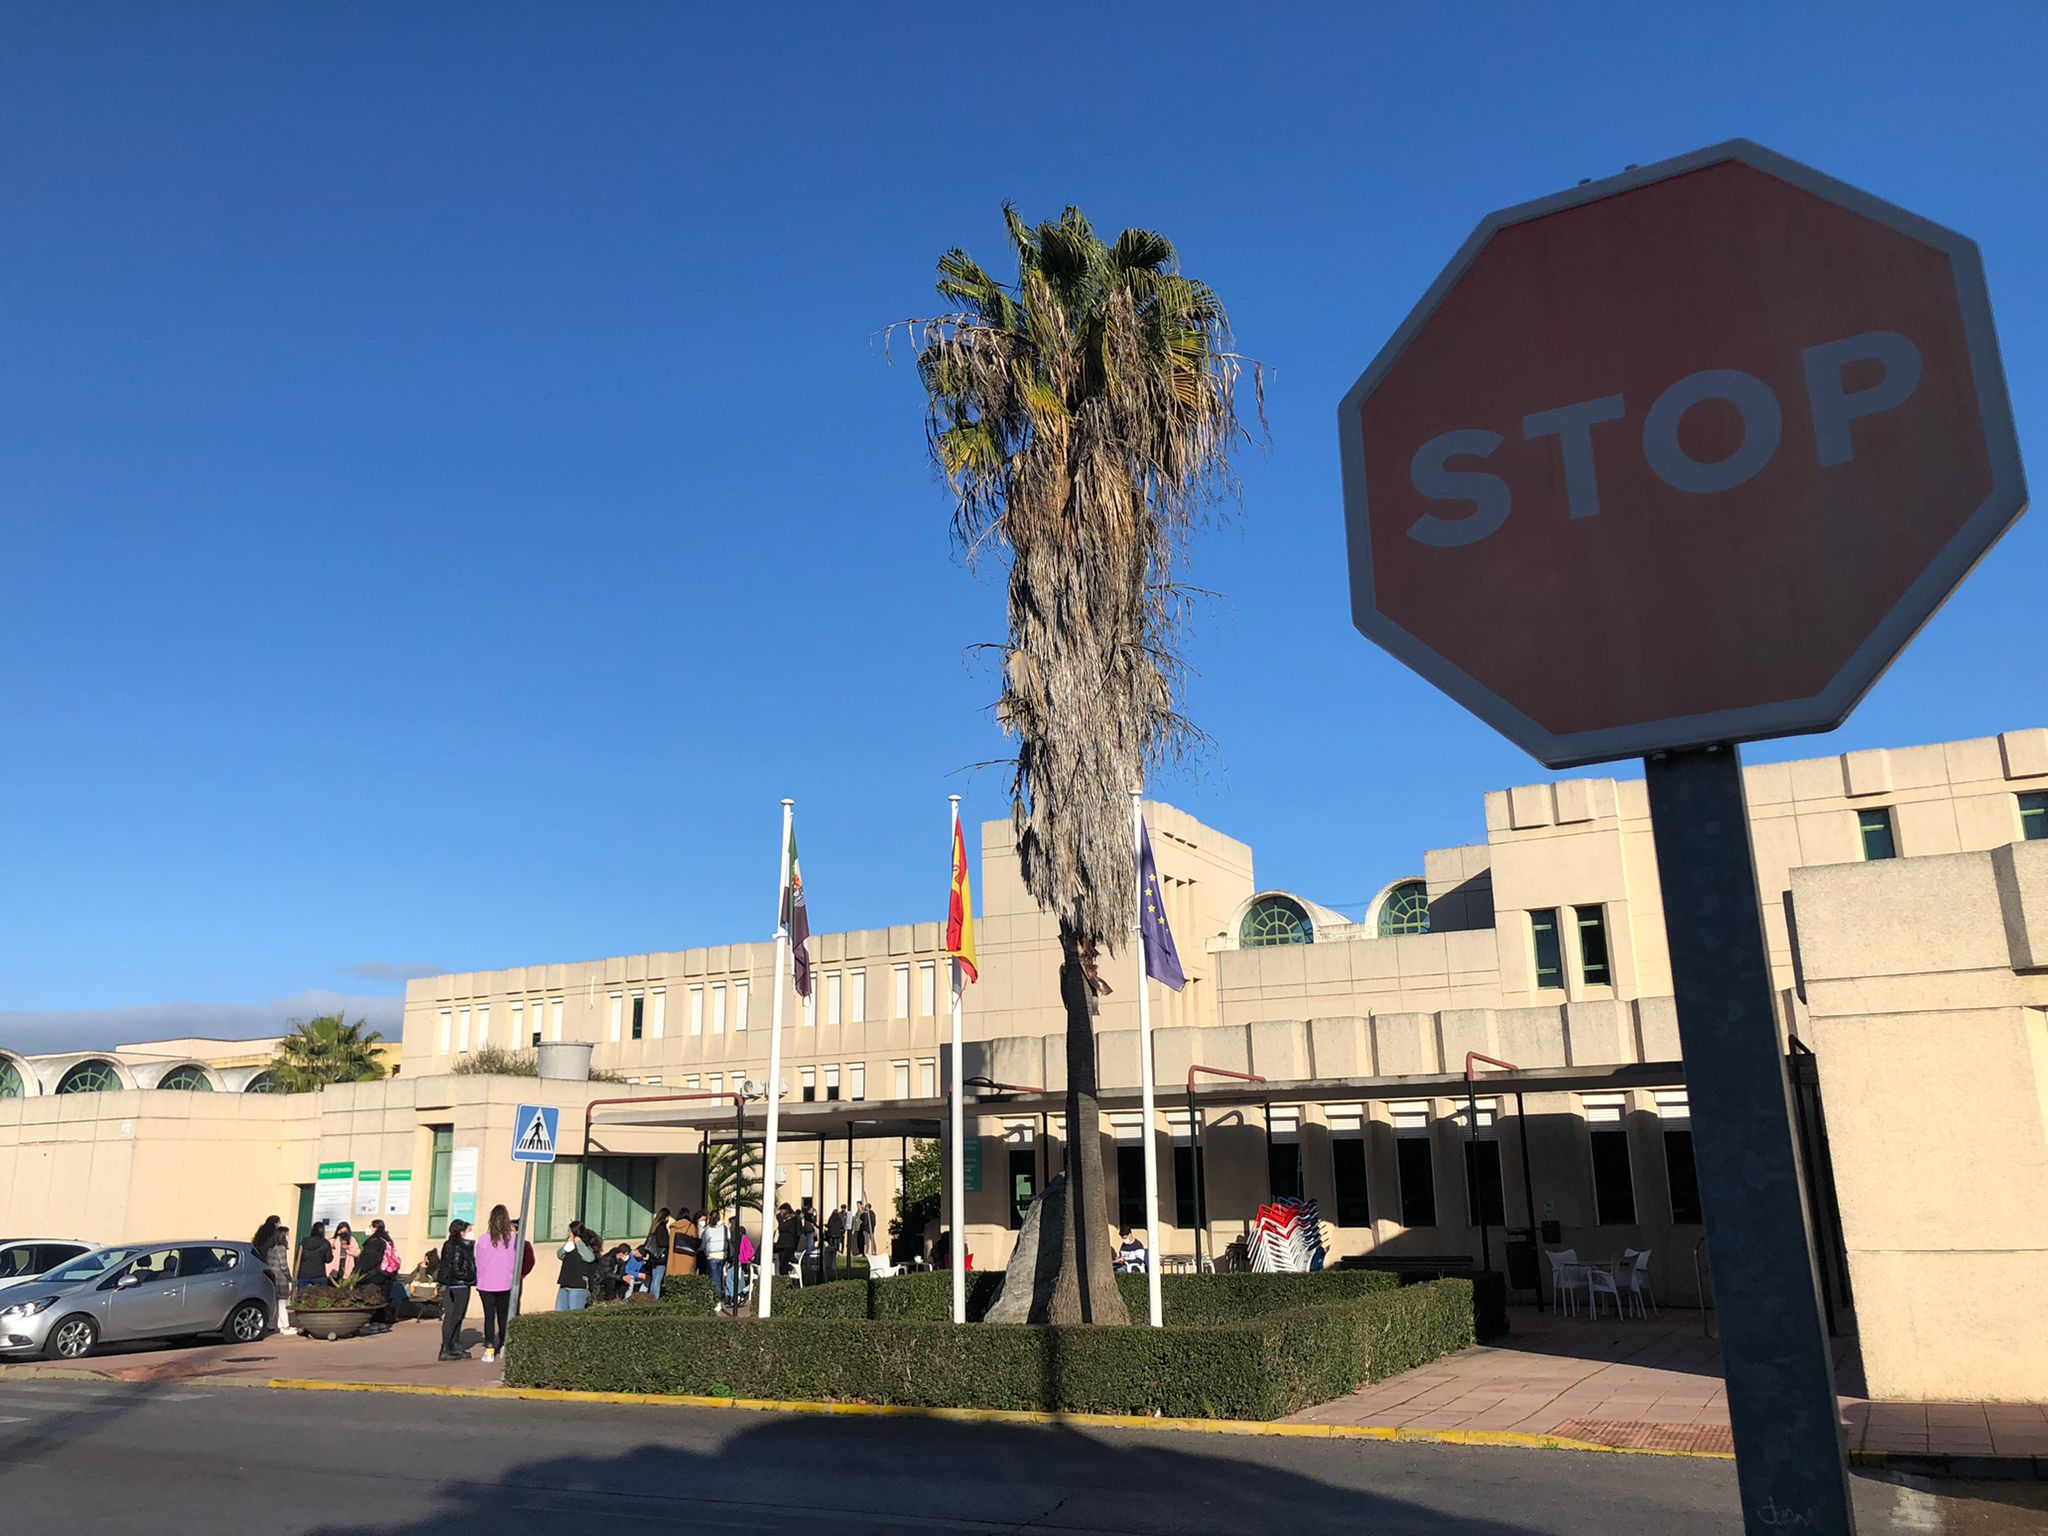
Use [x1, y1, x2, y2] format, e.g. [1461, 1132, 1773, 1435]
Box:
[1137, 819, 1186, 992]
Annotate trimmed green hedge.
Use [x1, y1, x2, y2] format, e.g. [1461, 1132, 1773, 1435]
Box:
[635, 1273, 721, 1313]
[774, 1268, 1402, 1324]
[505, 1276, 1475, 1419]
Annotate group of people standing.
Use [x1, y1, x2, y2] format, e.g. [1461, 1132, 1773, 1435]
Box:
[264, 1198, 782, 1365]
[641, 1207, 752, 1311]
[275, 1215, 409, 1335]
[771, 1199, 876, 1281]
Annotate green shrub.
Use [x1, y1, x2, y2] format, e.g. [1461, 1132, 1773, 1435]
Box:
[506, 1276, 1475, 1419]
[1126, 1269, 1400, 1321]
[634, 1274, 720, 1313]
[773, 1267, 1396, 1324]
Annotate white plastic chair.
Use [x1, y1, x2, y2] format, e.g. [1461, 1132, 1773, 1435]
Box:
[781, 1259, 804, 1289]
[1545, 1249, 1582, 1316]
[868, 1259, 904, 1279]
[1587, 1260, 1625, 1320]
[1626, 1249, 1657, 1318]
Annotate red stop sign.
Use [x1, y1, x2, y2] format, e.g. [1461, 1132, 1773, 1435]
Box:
[1340, 140, 2027, 767]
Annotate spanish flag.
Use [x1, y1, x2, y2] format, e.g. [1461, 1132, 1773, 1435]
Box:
[947, 812, 977, 989]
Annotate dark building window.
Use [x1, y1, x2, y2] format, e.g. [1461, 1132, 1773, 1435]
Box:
[1859, 807, 1898, 861]
[630, 995, 644, 1040]
[1464, 1139, 1506, 1226]
[1590, 1127, 1637, 1225]
[1174, 1142, 1206, 1232]
[1116, 1144, 1146, 1232]
[1267, 1138, 1302, 1202]
[1576, 905, 1611, 986]
[1665, 1128, 1703, 1224]
[1396, 1136, 1437, 1228]
[1008, 1147, 1036, 1230]
[1332, 1138, 1371, 1227]
[2020, 791, 2047, 842]
[1531, 910, 1564, 989]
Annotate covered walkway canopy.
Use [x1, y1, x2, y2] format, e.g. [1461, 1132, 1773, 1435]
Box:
[582, 1092, 948, 1224]
[580, 1062, 1692, 1268]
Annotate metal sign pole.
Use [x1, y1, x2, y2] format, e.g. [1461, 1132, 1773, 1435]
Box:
[500, 1160, 533, 1386]
[1645, 744, 1854, 1535]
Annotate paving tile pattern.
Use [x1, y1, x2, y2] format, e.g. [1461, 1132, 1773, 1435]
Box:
[1555, 1418, 1735, 1454]
[1286, 1306, 2048, 1462]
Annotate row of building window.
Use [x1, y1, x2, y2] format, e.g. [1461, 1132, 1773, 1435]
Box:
[665, 1059, 941, 1103]
[440, 960, 966, 1057]
[437, 999, 568, 1056]
[1094, 1093, 1700, 1234]
[985, 1095, 1699, 1235]
[805, 964, 943, 1027]
[1859, 791, 2047, 862]
[0, 1059, 242, 1096]
[1530, 905, 1610, 991]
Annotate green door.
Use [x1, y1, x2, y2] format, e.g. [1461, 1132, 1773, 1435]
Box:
[294, 1184, 316, 1242]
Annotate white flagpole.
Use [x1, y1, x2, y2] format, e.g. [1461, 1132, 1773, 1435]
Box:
[757, 797, 794, 1320]
[1132, 788, 1164, 1328]
[948, 794, 967, 1327]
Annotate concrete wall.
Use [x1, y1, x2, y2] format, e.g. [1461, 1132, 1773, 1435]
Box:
[0, 1090, 318, 1244]
[1217, 729, 2048, 1037]
[1796, 840, 2048, 1401]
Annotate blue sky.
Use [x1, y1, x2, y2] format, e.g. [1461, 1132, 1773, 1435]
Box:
[4, 3, 2044, 1050]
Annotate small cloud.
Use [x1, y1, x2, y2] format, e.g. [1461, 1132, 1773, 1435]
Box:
[341, 961, 446, 984]
[0, 991, 403, 1056]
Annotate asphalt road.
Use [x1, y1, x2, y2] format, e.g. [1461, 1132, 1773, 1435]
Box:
[0, 1378, 2041, 1534]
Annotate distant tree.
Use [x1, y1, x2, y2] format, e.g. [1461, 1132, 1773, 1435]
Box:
[890, 1138, 943, 1253]
[449, 1045, 626, 1084]
[270, 1014, 386, 1092]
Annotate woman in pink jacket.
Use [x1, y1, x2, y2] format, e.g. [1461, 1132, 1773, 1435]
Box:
[475, 1204, 521, 1364]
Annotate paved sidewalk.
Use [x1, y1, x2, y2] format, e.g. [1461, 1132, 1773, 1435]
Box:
[9, 1303, 2047, 1472]
[0, 1313, 505, 1388]
[1284, 1307, 2048, 1463]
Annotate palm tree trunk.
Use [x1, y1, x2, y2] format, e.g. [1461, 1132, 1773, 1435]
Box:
[1037, 921, 1129, 1325]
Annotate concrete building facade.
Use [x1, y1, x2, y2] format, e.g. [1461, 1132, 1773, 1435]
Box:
[5, 729, 2047, 1399]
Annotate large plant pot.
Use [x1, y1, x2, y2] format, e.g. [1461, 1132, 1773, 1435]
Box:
[296, 1307, 376, 1341]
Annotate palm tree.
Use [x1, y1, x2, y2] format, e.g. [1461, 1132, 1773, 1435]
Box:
[271, 1013, 386, 1092]
[705, 1138, 763, 1216]
[909, 206, 1258, 1323]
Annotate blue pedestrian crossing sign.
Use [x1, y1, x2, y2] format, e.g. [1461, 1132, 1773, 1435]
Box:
[512, 1103, 559, 1164]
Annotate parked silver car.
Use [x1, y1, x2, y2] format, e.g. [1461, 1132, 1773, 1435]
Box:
[0, 1242, 277, 1361]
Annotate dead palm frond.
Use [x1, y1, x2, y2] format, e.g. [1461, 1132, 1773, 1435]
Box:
[908, 205, 1261, 950]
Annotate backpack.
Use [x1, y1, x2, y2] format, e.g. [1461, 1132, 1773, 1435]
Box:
[381, 1242, 401, 1274]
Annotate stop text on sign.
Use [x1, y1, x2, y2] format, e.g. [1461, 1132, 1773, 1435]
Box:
[1408, 328, 1922, 548]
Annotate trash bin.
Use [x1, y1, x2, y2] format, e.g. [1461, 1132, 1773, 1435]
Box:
[1505, 1235, 1539, 1290]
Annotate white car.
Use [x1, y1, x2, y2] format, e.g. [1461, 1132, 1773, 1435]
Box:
[0, 1239, 95, 1292]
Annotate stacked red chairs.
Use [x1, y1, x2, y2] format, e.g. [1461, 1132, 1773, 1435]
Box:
[1248, 1197, 1327, 1273]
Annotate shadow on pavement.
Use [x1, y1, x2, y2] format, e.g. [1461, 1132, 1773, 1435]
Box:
[299, 1411, 1570, 1536]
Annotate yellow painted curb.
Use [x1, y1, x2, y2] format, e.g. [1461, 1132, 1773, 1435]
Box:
[258, 1378, 1736, 1458]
